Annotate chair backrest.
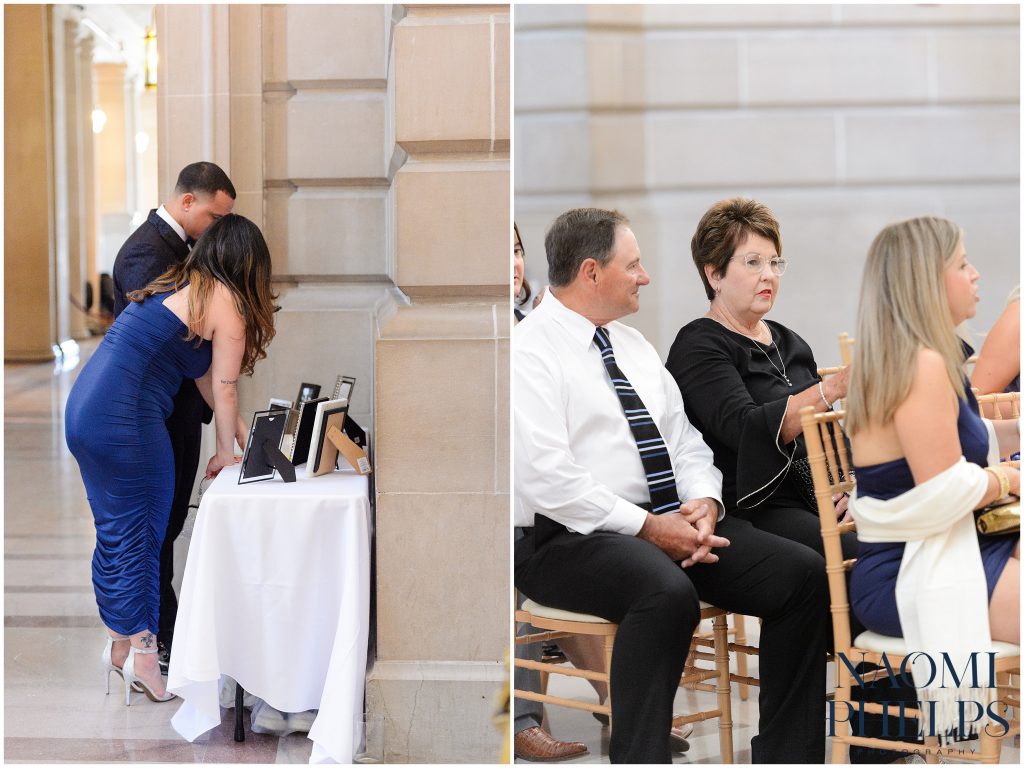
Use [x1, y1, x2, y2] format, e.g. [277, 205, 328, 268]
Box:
[816, 365, 843, 378]
[838, 332, 855, 367]
[799, 405, 857, 653]
[974, 390, 1021, 420]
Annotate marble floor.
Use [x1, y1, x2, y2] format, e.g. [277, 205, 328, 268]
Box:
[517, 624, 760, 764]
[4, 341, 314, 763]
[518, 623, 1021, 764]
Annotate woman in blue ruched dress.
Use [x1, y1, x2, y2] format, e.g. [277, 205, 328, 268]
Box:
[66, 214, 277, 704]
[845, 216, 1020, 646]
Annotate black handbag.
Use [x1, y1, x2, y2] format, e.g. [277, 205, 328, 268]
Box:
[790, 425, 853, 510]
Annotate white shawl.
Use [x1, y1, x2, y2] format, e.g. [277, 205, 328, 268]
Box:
[851, 457, 992, 740]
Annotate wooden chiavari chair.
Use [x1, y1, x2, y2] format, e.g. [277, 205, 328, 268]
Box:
[800, 406, 1020, 764]
[514, 598, 735, 761]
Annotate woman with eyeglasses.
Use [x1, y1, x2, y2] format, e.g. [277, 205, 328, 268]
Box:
[665, 197, 857, 559]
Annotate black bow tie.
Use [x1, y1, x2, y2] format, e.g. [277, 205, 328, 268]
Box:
[185, 236, 197, 249]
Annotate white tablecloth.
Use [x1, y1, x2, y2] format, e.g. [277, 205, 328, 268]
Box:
[168, 463, 371, 764]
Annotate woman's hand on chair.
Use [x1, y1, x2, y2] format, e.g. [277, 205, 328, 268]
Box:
[824, 365, 851, 403]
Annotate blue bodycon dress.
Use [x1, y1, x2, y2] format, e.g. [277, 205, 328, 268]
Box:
[850, 383, 1017, 638]
[65, 291, 212, 636]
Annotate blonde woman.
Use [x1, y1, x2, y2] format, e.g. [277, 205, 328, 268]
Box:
[65, 214, 277, 704]
[846, 217, 1019, 734]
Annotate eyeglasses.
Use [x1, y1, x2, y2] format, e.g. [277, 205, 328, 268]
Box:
[736, 254, 787, 276]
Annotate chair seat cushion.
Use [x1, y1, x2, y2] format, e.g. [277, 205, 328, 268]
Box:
[522, 598, 718, 624]
[854, 630, 1019, 658]
[521, 599, 609, 624]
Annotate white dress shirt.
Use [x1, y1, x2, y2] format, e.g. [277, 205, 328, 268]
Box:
[514, 290, 724, 535]
[156, 204, 188, 245]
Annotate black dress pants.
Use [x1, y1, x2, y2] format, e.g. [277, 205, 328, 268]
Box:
[158, 381, 204, 647]
[515, 513, 828, 764]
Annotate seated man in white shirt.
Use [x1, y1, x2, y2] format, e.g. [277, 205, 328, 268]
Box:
[514, 208, 829, 764]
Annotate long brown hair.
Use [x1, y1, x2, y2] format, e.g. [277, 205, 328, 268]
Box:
[128, 214, 277, 375]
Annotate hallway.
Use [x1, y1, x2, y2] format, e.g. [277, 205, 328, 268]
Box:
[4, 342, 313, 762]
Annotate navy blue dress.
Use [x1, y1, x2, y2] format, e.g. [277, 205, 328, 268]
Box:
[850, 384, 1017, 637]
[65, 291, 212, 636]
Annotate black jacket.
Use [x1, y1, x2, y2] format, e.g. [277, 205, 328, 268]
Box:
[112, 209, 211, 425]
[112, 209, 190, 317]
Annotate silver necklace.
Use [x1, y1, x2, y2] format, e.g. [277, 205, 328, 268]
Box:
[749, 322, 792, 387]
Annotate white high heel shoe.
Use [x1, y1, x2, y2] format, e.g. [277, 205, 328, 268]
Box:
[122, 645, 176, 705]
[101, 635, 142, 695]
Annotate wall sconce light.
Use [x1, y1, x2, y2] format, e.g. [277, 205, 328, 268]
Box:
[144, 26, 158, 90]
[91, 108, 107, 134]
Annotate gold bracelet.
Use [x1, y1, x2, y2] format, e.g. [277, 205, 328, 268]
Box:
[985, 466, 1010, 499]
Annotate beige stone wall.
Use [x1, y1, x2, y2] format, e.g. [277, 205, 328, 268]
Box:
[159, 5, 509, 762]
[515, 4, 1020, 362]
[369, 5, 510, 762]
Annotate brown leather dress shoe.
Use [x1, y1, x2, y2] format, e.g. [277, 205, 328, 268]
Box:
[514, 726, 588, 762]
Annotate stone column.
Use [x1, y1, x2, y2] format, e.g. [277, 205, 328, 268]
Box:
[78, 33, 100, 331]
[4, 5, 57, 361]
[49, 10, 75, 347]
[94, 62, 132, 297]
[157, 7, 510, 761]
[367, 5, 510, 762]
[155, 4, 232, 198]
[158, 5, 395, 432]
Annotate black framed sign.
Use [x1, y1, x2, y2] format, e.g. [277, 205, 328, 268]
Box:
[239, 409, 289, 484]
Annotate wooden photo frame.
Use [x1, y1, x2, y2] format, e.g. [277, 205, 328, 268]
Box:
[305, 398, 348, 478]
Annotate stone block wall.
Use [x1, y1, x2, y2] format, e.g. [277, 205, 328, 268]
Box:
[514, 3, 1019, 361]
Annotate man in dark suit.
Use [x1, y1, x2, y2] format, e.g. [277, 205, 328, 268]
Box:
[112, 161, 236, 670]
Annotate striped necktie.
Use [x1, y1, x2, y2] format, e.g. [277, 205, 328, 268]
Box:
[593, 326, 680, 515]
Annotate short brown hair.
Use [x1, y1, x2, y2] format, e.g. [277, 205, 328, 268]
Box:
[691, 198, 782, 301]
[545, 208, 629, 288]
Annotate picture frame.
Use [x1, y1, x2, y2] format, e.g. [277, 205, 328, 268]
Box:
[331, 374, 357, 403]
[239, 409, 289, 484]
[305, 398, 349, 478]
[289, 396, 328, 466]
[295, 382, 321, 406]
[337, 375, 356, 403]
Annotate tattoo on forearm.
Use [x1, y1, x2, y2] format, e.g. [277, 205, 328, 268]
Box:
[142, 632, 155, 648]
[220, 379, 238, 386]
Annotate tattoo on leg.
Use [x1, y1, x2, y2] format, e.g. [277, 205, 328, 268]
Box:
[142, 632, 155, 648]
